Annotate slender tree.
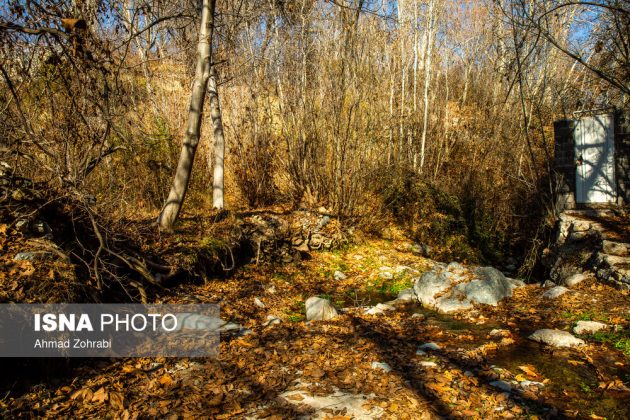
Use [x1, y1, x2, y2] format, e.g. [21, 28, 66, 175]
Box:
[209, 65, 226, 209]
[158, 0, 216, 230]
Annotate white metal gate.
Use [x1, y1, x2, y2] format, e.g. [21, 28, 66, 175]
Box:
[575, 114, 616, 203]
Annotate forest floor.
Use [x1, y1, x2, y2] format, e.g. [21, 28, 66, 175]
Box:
[2, 233, 630, 419]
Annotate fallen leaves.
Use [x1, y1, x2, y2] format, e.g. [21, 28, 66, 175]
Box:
[304, 363, 325, 379]
[159, 374, 174, 388]
[598, 379, 630, 392]
[3, 235, 630, 419]
[109, 391, 124, 410]
[70, 388, 93, 402]
[91, 387, 108, 404]
[517, 365, 541, 379]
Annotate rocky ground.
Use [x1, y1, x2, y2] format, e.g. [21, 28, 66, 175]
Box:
[2, 233, 629, 419]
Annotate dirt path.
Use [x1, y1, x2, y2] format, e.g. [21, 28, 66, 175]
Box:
[2, 239, 629, 419]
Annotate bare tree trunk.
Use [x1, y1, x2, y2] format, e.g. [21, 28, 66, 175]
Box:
[398, 0, 406, 164]
[388, 59, 395, 166]
[124, 1, 155, 102]
[419, 0, 435, 173]
[412, 0, 418, 113]
[158, 0, 216, 230]
[209, 66, 225, 209]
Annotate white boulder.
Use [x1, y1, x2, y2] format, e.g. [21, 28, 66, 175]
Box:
[305, 296, 338, 321]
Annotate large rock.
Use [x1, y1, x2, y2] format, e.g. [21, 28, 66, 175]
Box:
[528, 329, 585, 348]
[573, 320, 608, 335]
[413, 264, 524, 313]
[413, 270, 456, 307]
[305, 296, 338, 321]
[453, 267, 524, 305]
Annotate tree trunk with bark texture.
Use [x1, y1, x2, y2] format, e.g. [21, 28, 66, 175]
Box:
[158, 0, 215, 230]
[209, 66, 225, 209]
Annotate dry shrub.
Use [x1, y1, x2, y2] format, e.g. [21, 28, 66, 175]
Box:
[231, 128, 279, 207]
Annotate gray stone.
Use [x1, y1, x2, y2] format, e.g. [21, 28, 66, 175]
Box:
[253, 297, 265, 308]
[379, 271, 394, 280]
[490, 380, 512, 392]
[263, 315, 282, 327]
[453, 267, 522, 306]
[528, 329, 585, 348]
[594, 253, 630, 288]
[520, 380, 544, 389]
[305, 296, 338, 321]
[396, 288, 416, 302]
[550, 256, 585, 285]
[542, 286, 570, 299]
[419, 342, 441, 351]
[13, 251, 51, 261]
[563, 273, 590, 287]
[365, 303, 395, 315]
[415, 349, 427, 356]
[413, 270, 456, 307]
[371, 362, 391, 372]
[541, 280, 557, 288]
[236, 328, 253, 336]
[333, 270, 347, 281]
[573, 320, 608, 335]
[489, 329, 511, 337]
[413, 264, 524, 313]
[419, 361, 438, 368]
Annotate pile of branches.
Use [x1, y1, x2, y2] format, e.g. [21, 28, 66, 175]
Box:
[0, 164, 173, 303]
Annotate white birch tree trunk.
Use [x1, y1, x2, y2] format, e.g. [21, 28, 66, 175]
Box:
[158, 0, 216, 230]
[398, 0, 406, 163]
[412, 0, 418, 113]
[419, 0, 435, 172]
[209, 66, 225, 209]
